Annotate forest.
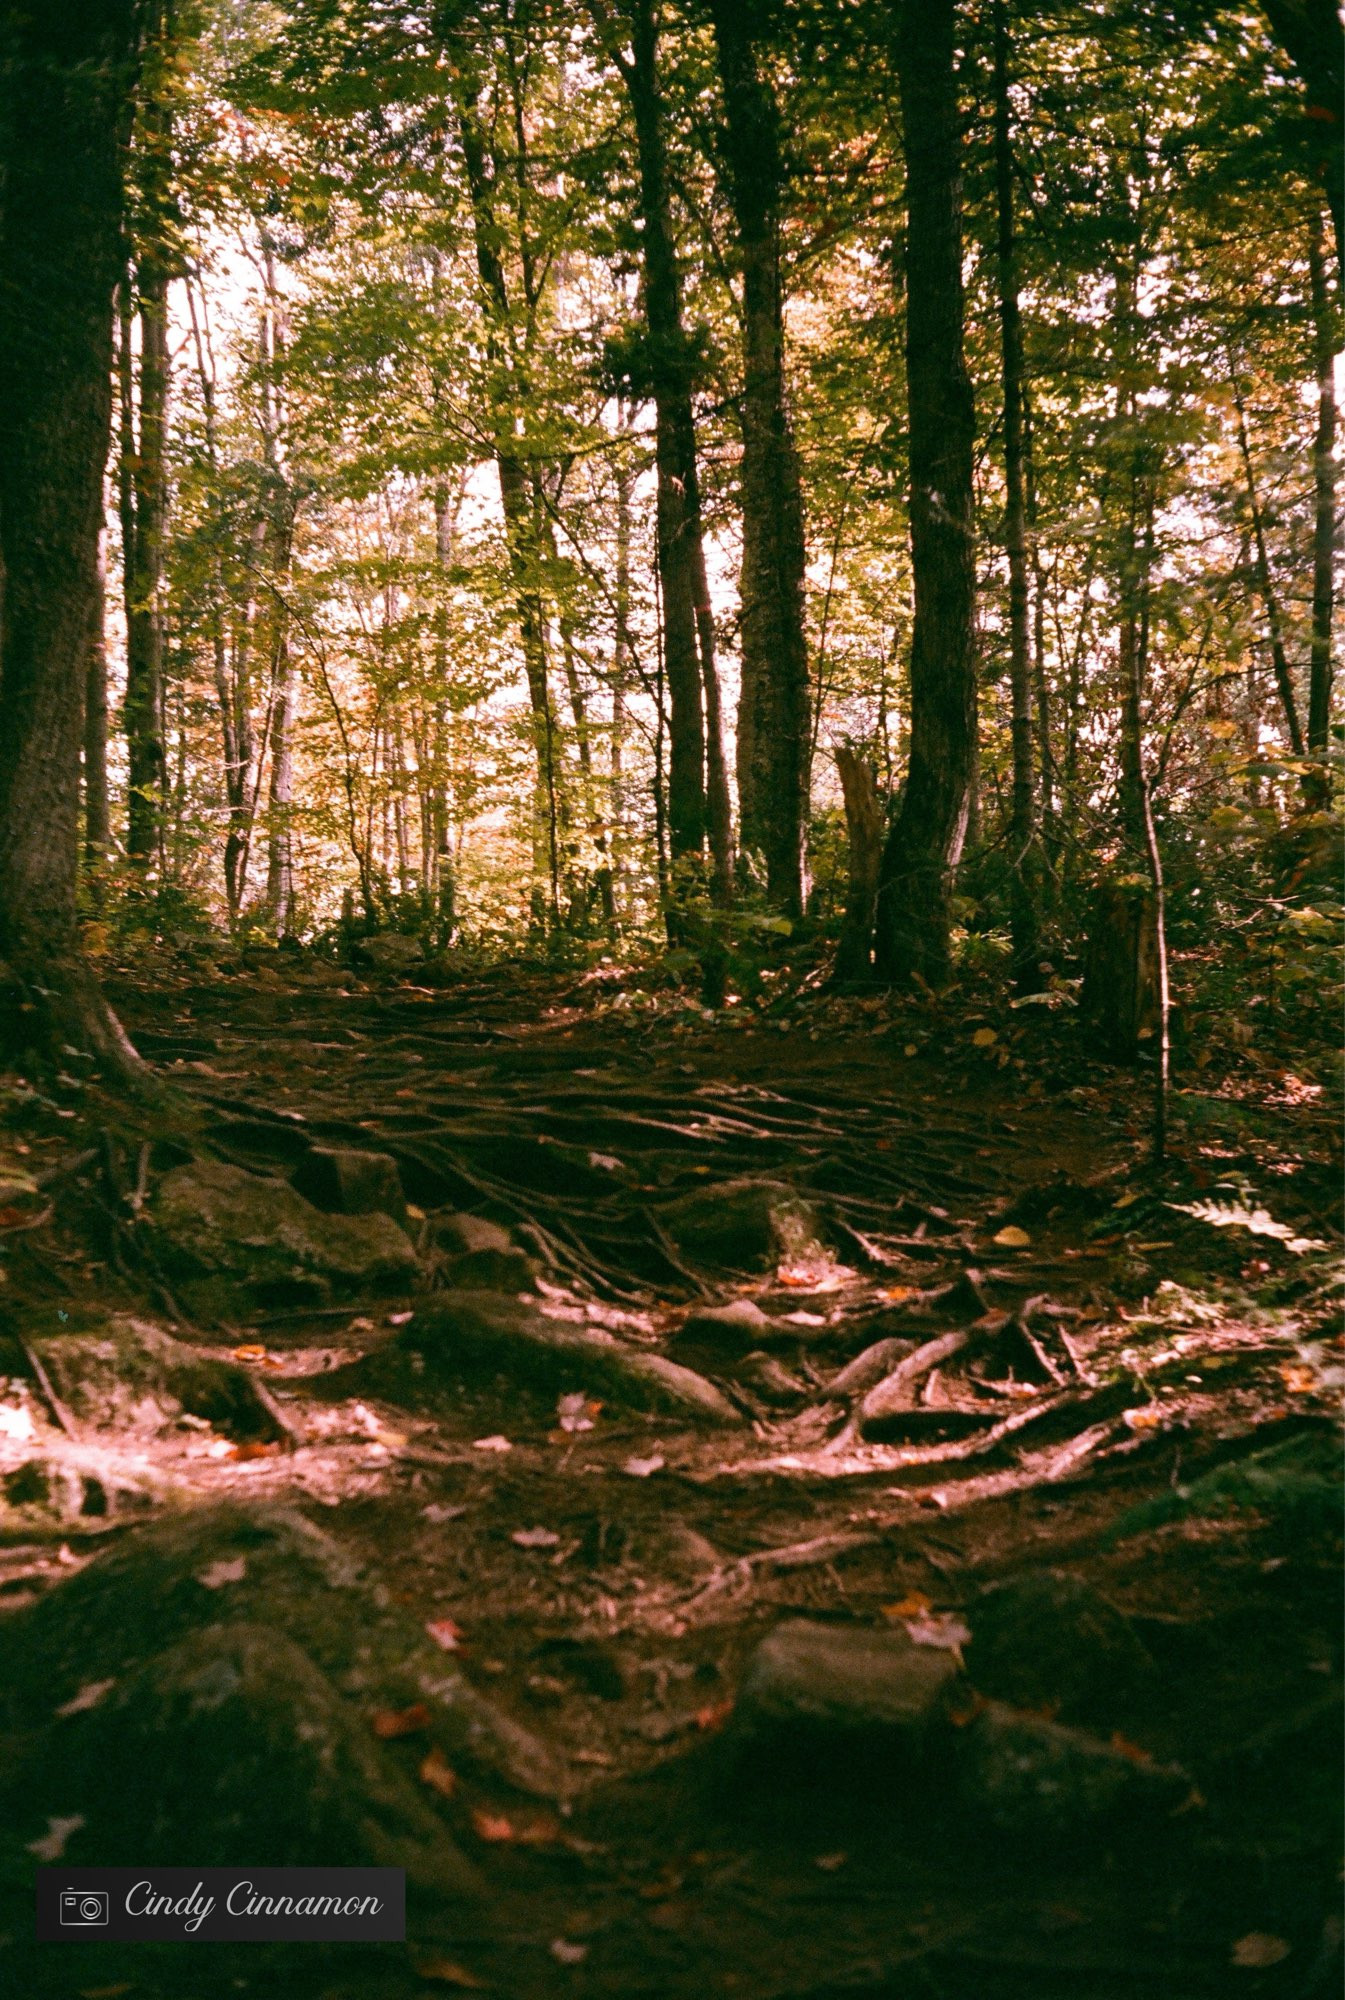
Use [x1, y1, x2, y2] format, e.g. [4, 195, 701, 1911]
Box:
[0, 0, 1340, 1996]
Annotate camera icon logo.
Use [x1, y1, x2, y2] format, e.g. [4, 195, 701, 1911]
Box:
[59, 1889, 109, 1927]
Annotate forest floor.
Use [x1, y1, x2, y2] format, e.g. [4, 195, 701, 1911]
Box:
[0, 948, 1340, 2000]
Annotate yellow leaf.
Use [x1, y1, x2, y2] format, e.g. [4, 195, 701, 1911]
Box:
[993, 1225, 1030, 1248]
[972, 1026, 997, 1047]
[1230, 1934, 1291, 1969]
[881, 1591, 931, 1620]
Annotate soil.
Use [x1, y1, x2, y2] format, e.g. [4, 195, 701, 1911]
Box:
[0, 954, 1339, 2000]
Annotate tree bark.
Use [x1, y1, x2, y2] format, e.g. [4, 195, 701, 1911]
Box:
[0, 0, 146, 1073]
[873, 0, 978, 985]
[84, 528, 112, 885]
[1232, 377, 1306, 756]
[992, 0, 1040, 991]
[833, 743, 884, 984]
[1307, 210, 1337, 765]
[708, 2, 810, 916]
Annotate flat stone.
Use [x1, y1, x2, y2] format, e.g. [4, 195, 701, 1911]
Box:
[662, 1180, 825, 1271]
[154, 1158, 417, 1304]
[291, 1146, 407, 1224]
[734, 1618, 960, 1741]
[23, 1315, 290, 1441]
[954, 1699, 1188, 1836]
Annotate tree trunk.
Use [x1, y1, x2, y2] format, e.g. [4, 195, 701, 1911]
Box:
[1233, 377, 1305, 756]
[452, 81, 563, 922]
[708, 2, 810, 916]
[1307, 210, 1337, 765]
[992, 0, 1040, 991]
[0, 0, 146, 1074]
[833, 743, 884, 984]
[84, 528, 112, 887]
[873, 0, 978, 985]
[619, 0, 706, 876]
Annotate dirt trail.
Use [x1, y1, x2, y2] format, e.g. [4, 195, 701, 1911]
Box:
[0, 962, 1340, 1999]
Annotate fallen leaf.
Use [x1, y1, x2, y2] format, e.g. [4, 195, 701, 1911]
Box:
[972, 1026, 997, 1047]
[1123, 1405, 1165, 1431]
[876, 1283, 918, 1304]
[405, 1204, 426, 1220]
[55, 1678, 117, 1717]
[881, 1591, 932, 1620]
[1278, 1363, 1317, 1395]
[814, 1852, 847, 1872]
[1113, 1191, 1142, 1209]
[993, 1225, 1031, 1248]
[1108, 1730, 1153, 1764]
[470, 1808, 559, 1847]
[228, 1440, 279, 1463]
[232, 1343, 267, 1362]
[426, 1618, 464, 1652]
[196, 1556, 247, 1590]
[556, 1392, 595, 1434]
[418, 1746, 458, 1799]
[422, 1502, 468, 1523]
[512, 1526, 561, 1550]
[694, 1698, 734, 1732]
[622, 1454, 665, 1478]
[387, 1309, 414, 1326]
[1230, 1933, 1291, 1969]
[903, 1043, 917, 1057]
[370, 1702, 431, 1740]
[550, 1939, 589, 1966]
[472, 1434, 512, 1453]
[26, 1814, 84, 1861]
[413, 1957, 487, 1988]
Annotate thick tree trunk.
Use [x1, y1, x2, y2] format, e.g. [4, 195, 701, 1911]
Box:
[122, 256, 168, 865]
[992, 0, 1040, 991]
[1257, 0, 1343, 280]
[873, 0, 978, 985]
[708, 3, 810, 916]
[833, 743, 884, 984]
[1307, 211, 1337, 764]
[0, 0, 145, 1073]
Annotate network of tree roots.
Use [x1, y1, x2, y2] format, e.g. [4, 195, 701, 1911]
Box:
[0, 952, 1340, 1999]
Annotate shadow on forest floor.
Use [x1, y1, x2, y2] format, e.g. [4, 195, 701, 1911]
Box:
[0, 954, 1340, 1999]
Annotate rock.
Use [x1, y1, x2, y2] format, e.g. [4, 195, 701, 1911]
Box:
[733, 1618, 960, 1745]
[437, 1213, 515, 1257]
[153, 1157, 418, 1305]
[402, 1293, 742, 1425]
[30, 1622, 479, 1896]
[292, 1146, 407, 1224]
[22, 1315, 291, 1441]
[0, 1506, 559, 1803]
[360, 933, 425, 972]
[965, 1570, 1155, 1722]
[662, 1179, 826, 1271]
[666, 1298, 777, 1356]
[953, 1699, 1188, 1836]
[445, 1246, 539, 1293]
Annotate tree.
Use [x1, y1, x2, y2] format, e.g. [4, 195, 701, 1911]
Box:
[873, 0, 977, 985]
[708, 0, 810, 917]
[0, 0, 147, 1072]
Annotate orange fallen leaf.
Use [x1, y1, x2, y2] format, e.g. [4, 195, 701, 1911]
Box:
[694, 1699, 734, 1732]
[227, 1440, 280, 1462]
[469, 1807, 559, 1846]
[418, 1746, 457, 1798]
[231, 1344, 267, 1362]
[413, 1957, 488, 1988]
[426, 1618, 464, 1652]
[370, 1702, 431, 1740]
[1278, 1364, 1317, 1395]
[1108, 1730, 1153, 1765]
[875, 1284, 917, 1304]
[881, 1591, 932, 1621]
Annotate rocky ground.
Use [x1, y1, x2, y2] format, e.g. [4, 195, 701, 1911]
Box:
[0, 951, 1340, 1999]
